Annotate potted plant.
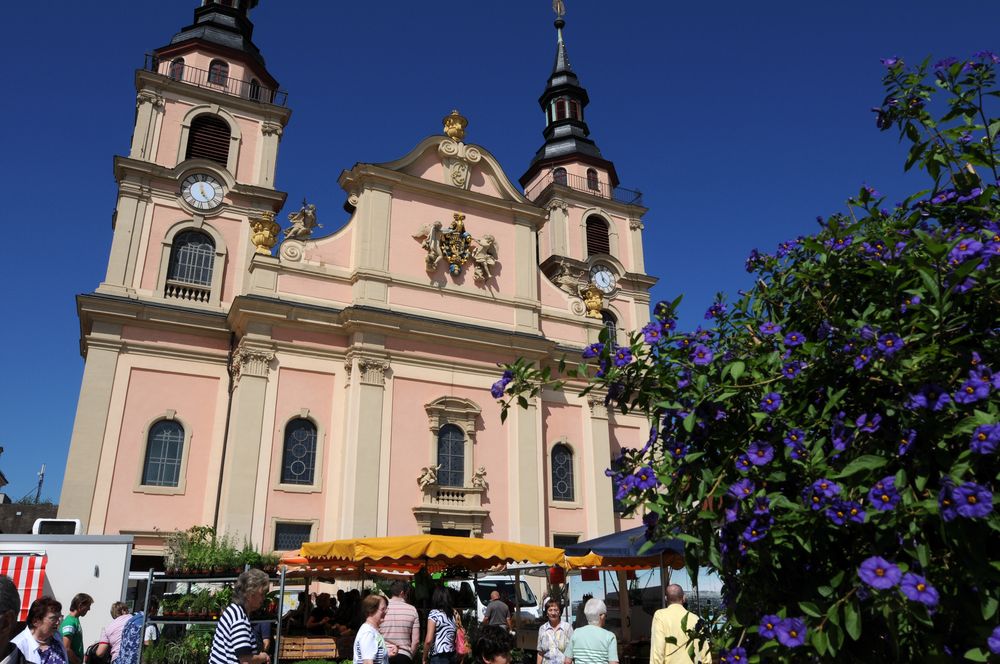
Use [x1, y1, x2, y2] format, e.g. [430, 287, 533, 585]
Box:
[177, 593, 196, 619]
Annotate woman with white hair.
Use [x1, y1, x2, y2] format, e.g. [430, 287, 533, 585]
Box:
[563, 599, 618, 664]
[209, 569, 271, 664]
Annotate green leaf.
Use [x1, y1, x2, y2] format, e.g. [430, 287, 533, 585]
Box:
[844, 599, 861, 641]
[963, 647, 989, 661]
[799, 601, 822, 618]
[810, 628, 828, 656]
[982, 596, 998, 621]
[729, 361, 746, 381]
[683, 411, 696, 433]
[834, 455, 888, 479]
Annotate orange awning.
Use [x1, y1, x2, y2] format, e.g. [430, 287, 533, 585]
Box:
[566, 551, 684, 571]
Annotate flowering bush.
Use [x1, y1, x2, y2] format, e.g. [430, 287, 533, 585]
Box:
[498, 53, 1000, 661]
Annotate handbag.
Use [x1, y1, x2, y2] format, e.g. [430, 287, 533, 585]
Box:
[455, 627, 468, 655]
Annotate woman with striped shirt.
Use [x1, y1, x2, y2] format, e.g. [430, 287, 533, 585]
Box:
[422, 587, 456, 664]
[209, 569, 271, 664]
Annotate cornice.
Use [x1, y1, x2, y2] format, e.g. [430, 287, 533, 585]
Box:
[135, 70, 292, 123]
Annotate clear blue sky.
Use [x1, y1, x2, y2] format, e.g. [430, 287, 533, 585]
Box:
[1, 1, 997, 503]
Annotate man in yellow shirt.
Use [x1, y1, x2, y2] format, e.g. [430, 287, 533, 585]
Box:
[649, 585, 711, 664]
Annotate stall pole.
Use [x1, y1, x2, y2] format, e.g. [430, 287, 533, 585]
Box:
[616, 570, 632, 645]
[274, 565, 286, 662]
[659, 553, 667, 609]
[136, 569, 153, 664]
[514, 568, 522, 628]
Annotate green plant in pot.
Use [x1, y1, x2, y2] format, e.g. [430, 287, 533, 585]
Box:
[177, 593, 196, 619]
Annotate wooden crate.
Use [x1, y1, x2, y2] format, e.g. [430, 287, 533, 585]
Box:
[277, 635, 339, 661]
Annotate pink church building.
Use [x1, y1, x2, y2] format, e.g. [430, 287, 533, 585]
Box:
[59, 0, 656, 562]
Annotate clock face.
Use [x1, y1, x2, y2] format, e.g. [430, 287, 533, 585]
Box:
[181, 174, 224, 210]
[590, 266, 617, 294]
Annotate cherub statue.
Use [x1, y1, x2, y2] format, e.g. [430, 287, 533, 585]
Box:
[472, 234, 499, 282]
[471, 466, 489, 491]
[417, 465, 440, 490]
[284, 199, 320, 240]
[413, 220, 444, 271]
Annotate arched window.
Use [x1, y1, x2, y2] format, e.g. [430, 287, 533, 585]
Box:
[601, 310, 618, 342]
[141, 420, 185, 487]
[437, 424, 465, 487]
[185, 114, 231, 166]
[169, 58, 185, 81]
[553, 167, 568, 186]
[208, 59, 229, 85]
[248, 78, 261, 101]
[280, 418, 317, 485]
[551, 443, 574, 502]
[586, 216, 611, 256]
[586, 168, 599, 191]
[165, 230, 215, 303]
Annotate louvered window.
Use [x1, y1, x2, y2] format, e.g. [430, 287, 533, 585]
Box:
[208, 59, 229, 85]
[185, 114, 231, 166]
[586, 216, 611, 256]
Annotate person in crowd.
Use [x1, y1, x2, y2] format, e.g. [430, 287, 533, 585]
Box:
[208, 568, 271, 664]
[649, 585, 710, 664]
[481, 592, 510, 630]
[573, 595, 592, 629]
[536, 599, 573, 664]
[354, 595, 397, 664]
[379, 581, 418, 664]
[280, 593, 311, 636]
[563, 598, 617, 664]
[11, 597, 69, 664]
[251, 620, 272, 657]
[0, 576, 26, 664]
[306, 594, 336, 636]
[143, 599, 160, 648]
[59, 594, 92, 664]
[422, 587, 456, 664]
[474, 626, 512, 664]
[93, 602, 132, 663]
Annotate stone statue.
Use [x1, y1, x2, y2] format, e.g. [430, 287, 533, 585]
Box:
[284, 200, 320, 240]
[413, 221, 444, 271]
[417, 465, 440, 490]
[472, 235, 499, 282]
[471, 466, 489, 491]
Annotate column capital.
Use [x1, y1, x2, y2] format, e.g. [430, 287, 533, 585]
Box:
[586, 393, 609, 419]
[261, 121, 284, 137]
[136, 90, 164, 110]
[231, 339, 275, 384]
[345, 351, 390, 386]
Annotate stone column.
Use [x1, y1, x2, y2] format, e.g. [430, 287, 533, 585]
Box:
[508, 398, 544, 545]
[129, 90, 164, 161]
[99, 183, 151, 295]
[339, 352, 389, 537]
[57, 322, 123, 533]
[583, 395, 615, 537]
[217, 337, 275, 542]
[546, 199, 570, 257]
[628, 218, 646, 274]
[258, 121, 283, 188]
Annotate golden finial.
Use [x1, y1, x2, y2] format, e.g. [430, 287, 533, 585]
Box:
[443, 110, 468, 142]
[249, 210, 280, 255]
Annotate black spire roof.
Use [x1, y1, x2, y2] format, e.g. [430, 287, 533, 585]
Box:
[520, 15, 618, 188]
[156, 1, 269, 73]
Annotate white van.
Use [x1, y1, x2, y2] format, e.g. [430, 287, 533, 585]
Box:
[448, 574, 542, 623]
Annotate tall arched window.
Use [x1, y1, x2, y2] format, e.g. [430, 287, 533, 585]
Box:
[248, 78, 261, 101]
[167, 230, 215, 287]
[142, 420, 185, 487]
[185, 114, 231, 166]
[586, 216, 611, 256]
[437, 424, 465, 487]
[586, 168, 600, 191]
[553, 167, 568, 186]
[281, 418, 317, 485]
[551, 443, 574, 502]
[601, 311, 618, 342]
[208, 59, 229, 85]
[169, 58, 185, 81]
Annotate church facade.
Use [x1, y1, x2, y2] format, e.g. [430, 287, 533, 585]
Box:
[59, 0, 656, 561]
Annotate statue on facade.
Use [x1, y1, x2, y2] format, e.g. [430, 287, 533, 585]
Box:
[471, 466, 489, 491]
[284, 200, 320, 240]
[472, 235, 499, 282]
[417, 465, 440, 490]
[413, 220, 444, 270]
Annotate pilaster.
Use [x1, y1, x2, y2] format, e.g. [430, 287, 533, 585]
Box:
[217, 337, 275, 542]
[508, 397, 544, 545]
[628, 217, 646, 274]
[259, 121, 283, 188]
[546, 199, 570, 257]
[351, 186, 393, 306]
[583, 394, 615, 537]
[513, 216, 541, 334]
[99, 183, 152, 295]
[57, 322, 124, 533]
[130, 89, 164, 162]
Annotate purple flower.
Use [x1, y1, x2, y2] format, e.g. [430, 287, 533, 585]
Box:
[728, 478, 755, 500]
[957, 187, 983, 203]
[720, 646, 747, 663]
[868, 476, 901, 511]
[641, 322, 663, 344]
[934, 56, 957, 70]
[949, 239, 983, 264]
[954, 377, 989, 403]
[898, 430, 916, 456]
[759, 614, 780, 639]
[881, 56, 901, 67]
[853, 347, 874, 370]
[775, 617, 807, 647]
[661, 318, 677, 332]
[760, 392, 782, 413]
[490, 379, 507, 399]
[813, 478, 841, 498]
[705, 302, 727, 320]
[782, 361, 803, 379]
[753, 497, 771, 516]
[989, 626, 1000, 655]
[760, 322, 782, 336]
[830, 500, 867, 524]
[971, 424, 1000, 454]
[742, 519, 769, 543]
[856, 413, 882, 433]
[826, 235, 854, 251]
[735, 454, 752, 473]
[939, 482, 957, 521]
[783, 331, 806, 347]
[877, 333, 903, 356]
[858, 556, 901, 589]
[747, 441, 774, 466]
[900, 573, 939, 608]
[690, 344, 714, 366]
[669, 442, 689, 459]
[582, 342, 604, 359]
[633, 466, 659, 491]
[831, 425, 853, 452]
[724, 505, 739, 523]
[953, 482, 993, 518]
[900, 294, 921, 312]
[613, 347, 633, 367]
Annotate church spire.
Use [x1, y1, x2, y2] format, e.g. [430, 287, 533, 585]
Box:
[519, 3, 618, 189]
